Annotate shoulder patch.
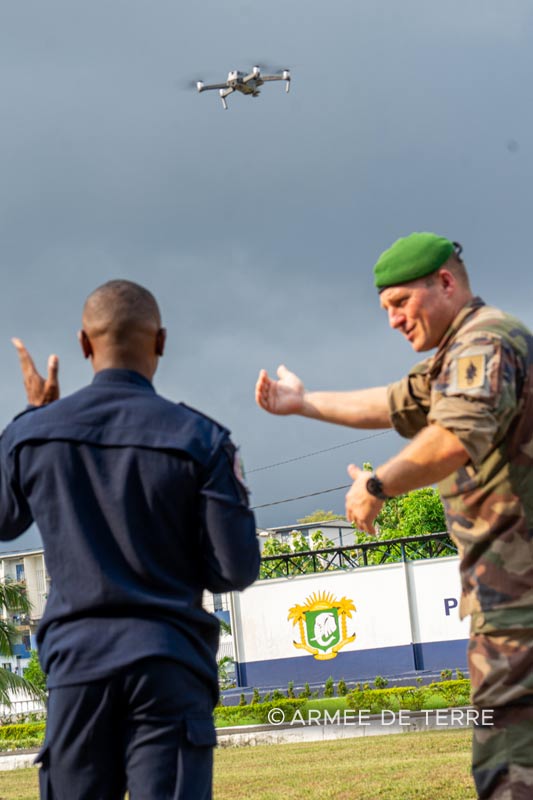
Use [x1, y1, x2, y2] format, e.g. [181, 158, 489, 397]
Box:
[223, 440, 249, 501]
[446, 344, 500, 400]
[456, 353, 486, 391]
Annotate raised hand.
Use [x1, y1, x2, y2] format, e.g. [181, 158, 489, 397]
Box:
[345, 463, 383, 534]
[12, 338, 60, 406]
[255, 364, 305, 416]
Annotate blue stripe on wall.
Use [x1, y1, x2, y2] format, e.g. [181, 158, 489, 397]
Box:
[413, 639, 468, 672]
[237, 639, 468, 687]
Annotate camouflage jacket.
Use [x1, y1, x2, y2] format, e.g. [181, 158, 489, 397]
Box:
[387, 297, 533, 628]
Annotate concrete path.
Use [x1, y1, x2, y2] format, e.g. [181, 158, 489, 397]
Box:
[0, 707, 484, 770]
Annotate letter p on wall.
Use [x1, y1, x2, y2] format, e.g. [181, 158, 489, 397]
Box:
[444, 597, 458, 616]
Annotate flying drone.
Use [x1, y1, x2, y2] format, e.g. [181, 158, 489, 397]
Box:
[196, 65, 291, 110]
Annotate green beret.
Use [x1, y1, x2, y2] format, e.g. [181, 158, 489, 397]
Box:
[373, 232, 455, 290]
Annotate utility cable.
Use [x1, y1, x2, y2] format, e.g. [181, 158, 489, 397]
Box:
[247, 430, 393, 474]
[251, 483, 351, 510]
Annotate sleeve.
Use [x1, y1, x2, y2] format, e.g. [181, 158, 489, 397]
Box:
[387, 359, 433, 439]
[0, 437, 33, 540]
[428, 334, 521, 465]
[198, 434, 260, 593]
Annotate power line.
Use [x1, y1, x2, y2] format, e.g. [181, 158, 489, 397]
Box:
[251, 483, 351, 510]
[246, 430, 393, 474]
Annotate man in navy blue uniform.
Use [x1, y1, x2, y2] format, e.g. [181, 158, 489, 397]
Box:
[1, 279, 260, 799]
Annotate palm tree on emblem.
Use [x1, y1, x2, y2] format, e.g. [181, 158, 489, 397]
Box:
[336, 597, 356, 643]
[287, 603, 308, 651]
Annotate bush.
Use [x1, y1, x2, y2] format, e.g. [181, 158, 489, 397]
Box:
[287, 681, 295, 699]
[374, 675, 389, 689]
[300, 682, 311, 699]
[346, 688, 395, 714]
[324, 677, 334, 698]
[251, 687, 261, 705]
[429, 679, 471, 707]
[0, 722, 45, 751]
[346, 679, 472, 715]
[337, 679, 347, 697]
[215, 698, 306, 727]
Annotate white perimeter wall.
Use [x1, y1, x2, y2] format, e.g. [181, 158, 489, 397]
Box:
[232, 557, 469, 665]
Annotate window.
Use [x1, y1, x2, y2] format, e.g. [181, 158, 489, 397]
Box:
[15, 564, 25, 582]
[213, 594, 225, 612]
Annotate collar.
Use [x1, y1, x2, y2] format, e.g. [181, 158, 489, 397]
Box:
[435, 296, 486, 357]
[91, 369, 155, 392]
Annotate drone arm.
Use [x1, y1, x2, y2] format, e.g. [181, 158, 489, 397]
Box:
[243, 65, 261, 83]
[261, 72, 291, 92]
[219, 86, 234, 110]
[197, 82, 228, 93]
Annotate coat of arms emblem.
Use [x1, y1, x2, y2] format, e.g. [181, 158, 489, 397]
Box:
[288, 591, 356, 660]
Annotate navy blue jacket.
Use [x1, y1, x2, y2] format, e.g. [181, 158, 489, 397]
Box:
[0, 370, 259, 693]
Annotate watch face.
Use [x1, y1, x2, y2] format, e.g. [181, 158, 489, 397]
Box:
[366, 476, 386, 500]
[366, 477, 379, 496]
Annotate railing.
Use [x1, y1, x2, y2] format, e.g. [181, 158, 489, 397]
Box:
[259, 532, 457, 580]
[0, 697, 46, 719]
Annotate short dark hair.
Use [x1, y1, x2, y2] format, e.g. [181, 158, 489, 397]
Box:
[83, 280, 161, 340]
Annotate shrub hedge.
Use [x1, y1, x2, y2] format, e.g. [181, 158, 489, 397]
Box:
[214, 698, 306, 726]
[346, 679, 471, 714]
[0, 722, 45, 751]
[0, 681, 472, 750]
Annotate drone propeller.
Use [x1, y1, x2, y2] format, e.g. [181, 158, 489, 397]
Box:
[248, 60, 288, 75]
[180, 70, 214, 91]
[183, 79, 200, 90]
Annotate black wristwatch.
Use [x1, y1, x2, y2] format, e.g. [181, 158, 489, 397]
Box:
[366, 472, 391, 501]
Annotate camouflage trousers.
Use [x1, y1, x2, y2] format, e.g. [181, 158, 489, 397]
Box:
[468, 626, 533, 800]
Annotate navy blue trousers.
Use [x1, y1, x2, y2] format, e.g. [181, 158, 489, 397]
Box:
[37, 658, 216, 800]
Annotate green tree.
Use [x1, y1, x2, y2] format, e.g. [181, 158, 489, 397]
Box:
[260, 536, 292, 579]
[297, 510, 345, 524]
[0, 581, 46, 705]
[396, 488, 447, 537]
[22, 650, 47, 693]
[260, 530, 336, 579]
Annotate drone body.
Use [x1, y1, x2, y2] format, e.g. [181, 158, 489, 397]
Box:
[197, 65, 291, 109]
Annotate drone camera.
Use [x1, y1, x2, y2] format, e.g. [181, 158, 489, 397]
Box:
[196, 81, 204, 93]
[252, 65, 260, 77]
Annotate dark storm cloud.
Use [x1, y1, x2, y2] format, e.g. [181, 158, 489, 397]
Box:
[1, 0, 532, 546]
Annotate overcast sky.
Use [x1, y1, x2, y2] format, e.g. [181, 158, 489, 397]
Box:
[1, 0, 532, 552]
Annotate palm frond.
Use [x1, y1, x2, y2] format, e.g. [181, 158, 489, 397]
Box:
[0, 582, 31, 615]
[0, 620, 18, 658]
[0, 669, 47, 707]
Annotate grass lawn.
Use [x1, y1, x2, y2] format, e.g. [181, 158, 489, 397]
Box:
[0, 728, 475, 799]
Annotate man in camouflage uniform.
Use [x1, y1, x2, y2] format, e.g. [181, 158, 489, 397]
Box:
[255, 232, 533, 799]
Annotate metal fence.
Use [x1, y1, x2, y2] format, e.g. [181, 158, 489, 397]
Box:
[259, 532, 457, 580]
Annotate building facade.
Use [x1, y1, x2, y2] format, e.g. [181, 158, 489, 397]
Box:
[0, 548, 48, 674]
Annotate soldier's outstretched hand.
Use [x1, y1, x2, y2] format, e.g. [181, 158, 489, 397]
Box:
[12, 338, 60, 406]
[255, 365, 305, 416]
